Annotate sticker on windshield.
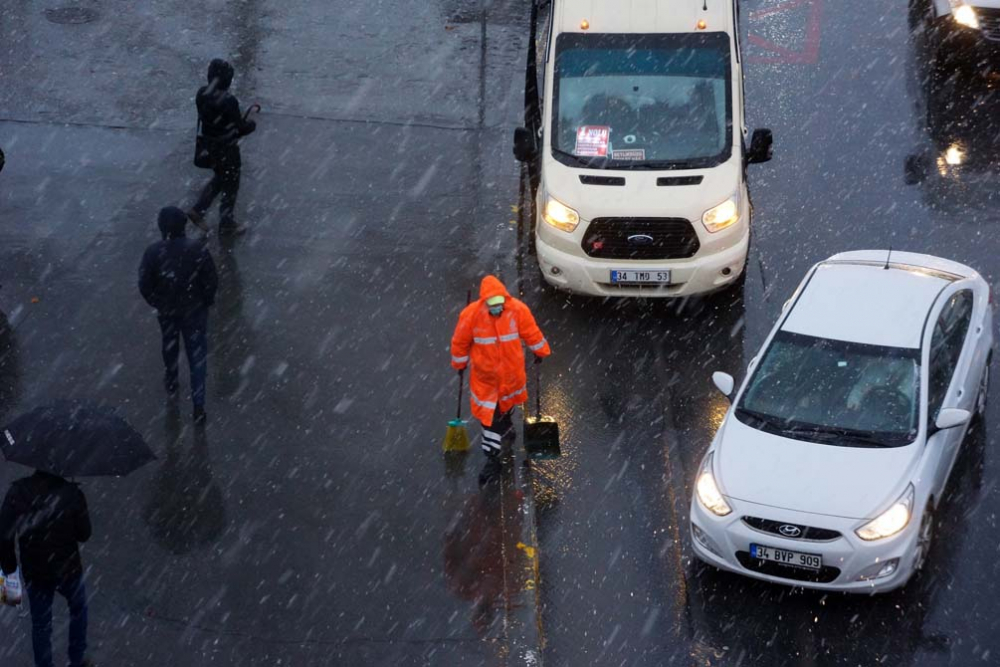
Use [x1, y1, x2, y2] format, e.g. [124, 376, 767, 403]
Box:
[612, 149, 646, 161]
[574, 126, 610, 157]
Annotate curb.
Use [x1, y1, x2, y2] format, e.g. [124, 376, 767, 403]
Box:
[503, 456, 544, 666]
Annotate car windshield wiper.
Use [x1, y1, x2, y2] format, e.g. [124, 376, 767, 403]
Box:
[807, 427, 898, 448]
[734, 407, 790, 432]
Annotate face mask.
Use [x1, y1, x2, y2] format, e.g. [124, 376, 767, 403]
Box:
[488, 305, 504, 317]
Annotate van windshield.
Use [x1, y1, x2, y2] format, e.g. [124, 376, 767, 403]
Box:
[552, 32, 733, 170]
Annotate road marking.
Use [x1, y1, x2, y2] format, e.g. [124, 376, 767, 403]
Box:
[747, 0, 823, 65]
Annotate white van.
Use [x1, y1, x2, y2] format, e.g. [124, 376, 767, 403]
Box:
[514, 0, 772, 297]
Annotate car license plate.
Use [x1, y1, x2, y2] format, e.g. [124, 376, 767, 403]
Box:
[610, 269, 671, 284]
[750, 543, 822, 570]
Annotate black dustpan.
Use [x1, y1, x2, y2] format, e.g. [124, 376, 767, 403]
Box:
[524, 363, 561, 460]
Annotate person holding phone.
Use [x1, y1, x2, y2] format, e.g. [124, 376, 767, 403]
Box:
[188, 59, 258, 237]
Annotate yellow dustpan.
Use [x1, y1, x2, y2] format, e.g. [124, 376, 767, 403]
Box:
[443, 369, 471, 452]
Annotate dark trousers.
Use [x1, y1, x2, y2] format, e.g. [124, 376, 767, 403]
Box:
[193, 154, 241, 228]
[480, 407, 513, 457]
[26, 576, 88, 667]
[159, 308, 209, 407]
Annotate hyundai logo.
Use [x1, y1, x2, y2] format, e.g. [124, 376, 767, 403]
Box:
[627, 234, 655, 246]
[778, 524, 803, 538]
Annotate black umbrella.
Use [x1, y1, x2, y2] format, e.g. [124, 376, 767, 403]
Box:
[1, 402, 156, 477]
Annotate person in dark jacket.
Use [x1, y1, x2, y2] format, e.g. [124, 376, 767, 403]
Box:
[139, 206, 219, 422]
[0, 471, 93, 667]
[188, 59, 257, 236]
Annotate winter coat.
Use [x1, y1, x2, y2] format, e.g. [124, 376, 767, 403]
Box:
[196, 84, 256, 166]
[451, 276, 551, 427]
[0, 472, 92, 585]
[138, 207, 218, 317]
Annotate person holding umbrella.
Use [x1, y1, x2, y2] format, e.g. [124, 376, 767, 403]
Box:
[450, 275, 551, 479]
[0, 402, 155, 667]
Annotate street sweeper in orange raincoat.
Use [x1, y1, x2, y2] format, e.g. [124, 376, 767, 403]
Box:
[451, 275, 551, 457]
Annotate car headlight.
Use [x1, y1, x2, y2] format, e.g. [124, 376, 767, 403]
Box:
[696, 452, 732, 516]
[542, 195, 581, 233]
[702, 194, 741, 233]
[951, 2, 980, 29]
[855, 484, 914, 541]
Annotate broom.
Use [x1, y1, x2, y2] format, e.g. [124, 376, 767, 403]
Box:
[442, 368, 471, 452]
[443, 289, 473, 452]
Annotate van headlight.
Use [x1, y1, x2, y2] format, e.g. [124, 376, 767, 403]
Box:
[856, 485, 914, 541]
[702, 194, 741, 233]
[696, 452, 732, 516]
[951, 2, 980, 28]
[542, 195, 581, 233]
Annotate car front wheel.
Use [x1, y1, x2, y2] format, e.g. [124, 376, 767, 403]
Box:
[913, 506, 934, 573]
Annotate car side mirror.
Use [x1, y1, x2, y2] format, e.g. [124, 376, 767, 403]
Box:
[904, 153, 929, 185]
[935, 408, 971, 432]
[712, 372, 735, 398]
[513, 127, 538, 163]
[747, 129, 773, 164]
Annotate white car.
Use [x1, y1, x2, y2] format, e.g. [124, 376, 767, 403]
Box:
[690, 250, 993, 593]
[911, 1, 1000, 69]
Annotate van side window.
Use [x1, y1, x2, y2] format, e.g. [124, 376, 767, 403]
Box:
[928, 290, 974, 420]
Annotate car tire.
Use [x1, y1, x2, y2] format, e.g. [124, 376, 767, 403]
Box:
[974, 358, 990, 421]
[913, 505, 934, 574]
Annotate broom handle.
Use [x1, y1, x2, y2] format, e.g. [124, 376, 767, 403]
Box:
[455, 288, 472, 421]
[535, 362, 542, 419]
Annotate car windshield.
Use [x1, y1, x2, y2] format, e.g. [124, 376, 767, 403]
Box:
[552, 32, 732, 170]
[736, 331, 921, 447]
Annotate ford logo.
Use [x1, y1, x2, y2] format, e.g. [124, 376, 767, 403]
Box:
[778, 524, 803, 538]
[627, 234, 655, 246]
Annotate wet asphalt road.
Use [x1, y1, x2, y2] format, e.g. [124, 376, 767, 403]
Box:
[1, 0, 999, 666]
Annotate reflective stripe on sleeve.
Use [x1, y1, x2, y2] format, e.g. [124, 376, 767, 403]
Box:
[498, 333, 520, 342]
[452, 355, 469, 364]
[474, 337, 498, 345]
[528, 338, 548, 351]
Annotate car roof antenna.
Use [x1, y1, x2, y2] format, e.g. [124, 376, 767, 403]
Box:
[884, 246, 892, 270]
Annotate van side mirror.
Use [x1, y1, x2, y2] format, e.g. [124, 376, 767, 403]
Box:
[747, 129, 773, 164]
[513, 127, 538, 163]
[904, 153, 929, 185]
[712, 372, 735, 398]
[934, 408, 971, 432]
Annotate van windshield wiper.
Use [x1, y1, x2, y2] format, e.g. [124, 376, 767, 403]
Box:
[551, 148, 706, 171]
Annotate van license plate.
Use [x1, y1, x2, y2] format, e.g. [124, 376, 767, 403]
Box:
[750, 544, 822, 570]
[610, 270, 671, 284]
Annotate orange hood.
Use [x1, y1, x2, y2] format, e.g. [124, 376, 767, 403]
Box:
[479, 275, 511, 302]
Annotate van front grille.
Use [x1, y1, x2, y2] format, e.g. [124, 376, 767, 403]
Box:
[582, 218, 700, 260]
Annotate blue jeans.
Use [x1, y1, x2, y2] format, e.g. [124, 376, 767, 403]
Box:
[26, 576, 88, 667]
[159, 308, 209, 407]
